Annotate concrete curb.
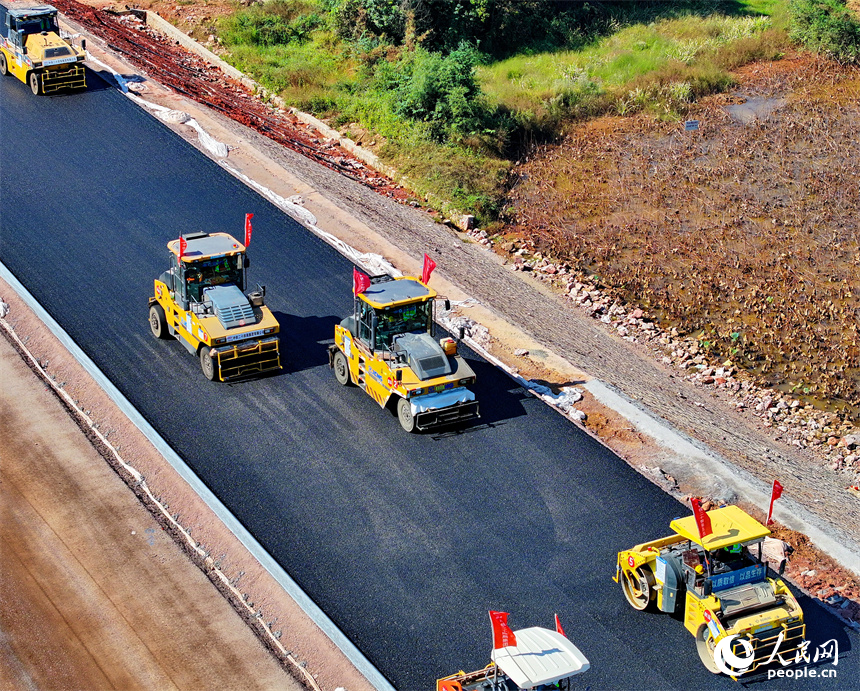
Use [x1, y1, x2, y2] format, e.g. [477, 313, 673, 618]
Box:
[586, 380, 860, 577]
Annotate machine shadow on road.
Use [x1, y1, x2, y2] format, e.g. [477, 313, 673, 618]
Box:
[274, 311, 340, 374]
[442, 356, 532, 432]
[81, 68, 116, 92]
[787, 590, 853, 669]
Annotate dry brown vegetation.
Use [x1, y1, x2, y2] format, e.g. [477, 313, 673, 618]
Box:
[504, 53, 860, 417]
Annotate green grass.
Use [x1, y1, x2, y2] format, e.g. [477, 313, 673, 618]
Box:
[214, 0, 799, 222]
[790, 0, 860, 63]
[226, 39, 348, 110]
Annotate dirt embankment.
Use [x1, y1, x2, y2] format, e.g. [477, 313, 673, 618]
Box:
[505, 54, 860, 418]
[0, 286, 375, 691]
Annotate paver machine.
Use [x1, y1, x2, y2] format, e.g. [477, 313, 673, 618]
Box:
[437, 616, 590, 690]
[614, 505, 805, 677]
[148, 231, 281, 382]
[328, 272, 479, 432]
[0, 1, 86, 94]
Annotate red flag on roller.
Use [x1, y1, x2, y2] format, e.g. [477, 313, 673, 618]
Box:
[554, 613, 567, 638]
[767, 479, 783, 525]
[244, 213, 254, 247]
[489, 611, 517, 650]
[353, 267, 370, 295]
[422, 253, 436, 285]
[690, 497, 713, 539]
[178, 236, 187, 263]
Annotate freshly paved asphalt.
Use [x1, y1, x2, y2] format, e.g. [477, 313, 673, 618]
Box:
[1, 71, 856, 690]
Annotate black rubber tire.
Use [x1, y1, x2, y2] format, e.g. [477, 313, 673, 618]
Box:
[29, 71, 41, 95]
[397, 397, 416, 433]
[149, 304, 170, 340]
[0, 53, 8, 77]
[620, 565, 656, 611]
[332, 350, 351, 386]
[200, 348, 217, 381]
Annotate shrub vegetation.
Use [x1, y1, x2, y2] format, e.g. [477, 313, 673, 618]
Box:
[213, 0, 856, 222]
[789, 0, 860, 62]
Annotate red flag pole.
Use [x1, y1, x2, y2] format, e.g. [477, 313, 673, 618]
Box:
[244, 213, 254, 247]
[421, 253, 436, 285]
[489, 610, 517, 684]
[767, 479, 783, 525]
[690, 497, 713, 539]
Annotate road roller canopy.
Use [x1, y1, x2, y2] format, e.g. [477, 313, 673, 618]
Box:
[358, 275, 436, 309]
[670, 505, 770, 552]
[1, 2, 59, 34]
[169, 232, 246, 263]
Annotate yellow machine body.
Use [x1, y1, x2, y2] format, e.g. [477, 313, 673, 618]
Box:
[148, 232, 281, 382]
[0, 2, 86, 94]
[329, 274, 479, 432]
[614, 505, 805, 677]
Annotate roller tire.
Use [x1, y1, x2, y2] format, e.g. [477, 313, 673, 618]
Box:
[620, 565, 656, 611]
[332, 350, 352, 386]
[29, 71, 41, 95]
[149, 304, 170, 339]
[696, 625, 720, 674]
[397, 397, 416, 433]
[200, 348, 217, 381]
[0, 53, 8, 77]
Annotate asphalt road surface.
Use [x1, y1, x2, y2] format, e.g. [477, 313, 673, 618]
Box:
[1, 70, 856, 690]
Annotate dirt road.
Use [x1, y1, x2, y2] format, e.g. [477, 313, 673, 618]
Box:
[0, 334, 306, 691]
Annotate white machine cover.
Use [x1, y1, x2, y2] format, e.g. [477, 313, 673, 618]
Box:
[492, 627, 590, 688]
[409, 387, 475, 415]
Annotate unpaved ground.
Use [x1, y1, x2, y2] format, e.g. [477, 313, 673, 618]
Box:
[0, 285, 375, 691]
[0, 332, 305, 691]
[506, 53, 860, 413]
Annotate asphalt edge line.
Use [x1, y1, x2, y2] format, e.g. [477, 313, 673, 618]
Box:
[0, 264, 396, 691]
